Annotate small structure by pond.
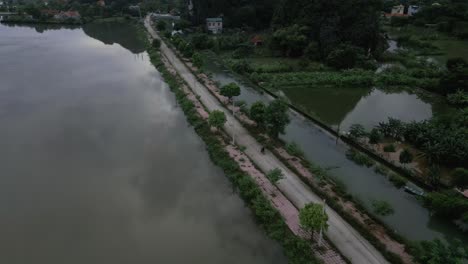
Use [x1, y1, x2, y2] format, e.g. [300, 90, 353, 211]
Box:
[206, 17, 222, 34]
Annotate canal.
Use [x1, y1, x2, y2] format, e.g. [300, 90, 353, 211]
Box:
[202, 52, 466, 243]
[0, 22, 286, 263]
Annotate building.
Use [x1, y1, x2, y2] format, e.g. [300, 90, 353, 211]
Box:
[408, 5, 420, 16]
[41, 9, 59, 17]
[391, 4, 405, 15]
[54, 11, 80, 20]
[206, 17, 222, 34]
[251, 35, 263, 46]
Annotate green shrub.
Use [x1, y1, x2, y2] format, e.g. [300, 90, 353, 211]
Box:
[383, 144, 396, 152]
[349, 124, 367, 139]
[267, 168, 284, 184]
[346, 149, 375, 167]
[371, 200, 395, 216]
[152, 39, 161, 48]
[389, 173, 407, 188]
[286, 142, 305, 158]
[374, 165, 389, 176]
[452, 168, 468, 188]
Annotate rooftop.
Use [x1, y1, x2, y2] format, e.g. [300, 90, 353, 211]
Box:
[206, 17, 222, 22]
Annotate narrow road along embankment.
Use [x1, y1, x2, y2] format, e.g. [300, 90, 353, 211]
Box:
[144, 16, 390, 264]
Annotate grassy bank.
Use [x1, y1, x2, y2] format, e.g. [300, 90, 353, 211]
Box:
[146, 45, 320, 264]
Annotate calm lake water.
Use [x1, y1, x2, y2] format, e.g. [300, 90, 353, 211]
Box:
[0, 22, 286, 264]
[202, 52, 466, 243]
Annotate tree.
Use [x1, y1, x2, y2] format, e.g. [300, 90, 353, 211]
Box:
[266, 168, 284, 184]
[192, 52, 203, 68]
[399, 149, 413, 164]
[453, 168, 468, 188]
[220, 83, 241, 102]
[429, 164, 441, 187]
[190, 33, 213, 50]
[249, 101, 266, 128]
[152, 39, 161, 48]
[349, 124, 366, 139]
[368, 128, 382, 144]
[265, 99, 290, 138]
[156, 20, 167, 31]
[271, 24, 309, 57]
[414, 239, 467, 264]
[326, 44, 363, 70]
[299, 203, 328, 244]
[208, 110, 226, 130]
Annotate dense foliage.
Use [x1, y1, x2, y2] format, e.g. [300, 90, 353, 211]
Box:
[190, 0, 278, 28]
[376, 114, 468, 168]
[412, 0, 468, 39]
[299, 203, 329, 235]
[272, 0, 383, 57]
[208, 110, 226, 130]
[412, 239, 468, 264]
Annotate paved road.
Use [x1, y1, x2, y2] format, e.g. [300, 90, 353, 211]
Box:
[145, 17, 389, 264]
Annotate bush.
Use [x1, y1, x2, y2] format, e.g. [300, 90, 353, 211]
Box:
[192, 52, 203, 68]
[452, 168, 468, 188]
[383, 144, 396, 152]
[152, 39, 161, 48]
[230, 60, 253, 74]
[349, 124, 366, 139]
[374, 165, 389, 176]
[389, 173, 407, 188]
[191, 33, 213, 50]
[326, 44, 363, 70]
[286, 142, 305, 158]
[346, 149, 375, 167]
[208, 110, 226, 130]
[266, 168, 284, 183]
[156, 20, 166, 31]
[399, 149, 413, 164]
[369, 128, 382, 144]
[371, 200, 394, 216]
[390, 16, 409, 27]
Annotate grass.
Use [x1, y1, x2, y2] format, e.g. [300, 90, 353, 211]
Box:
[389, 173, 408, 189]
[286, 142, 305, 158]
[346, 149, 375, 167]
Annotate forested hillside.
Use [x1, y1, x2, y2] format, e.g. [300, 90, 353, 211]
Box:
[190, 0, 278, 28]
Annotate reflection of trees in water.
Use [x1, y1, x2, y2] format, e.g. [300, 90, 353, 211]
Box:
[82, 21, 146, 54]
[426, 213, 468, 243]
[378, 86, 454, 118]
[282, 85, 372, 126]
[0, 22, 80, 33]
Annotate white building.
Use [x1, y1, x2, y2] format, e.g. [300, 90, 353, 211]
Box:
[206, 17, 222, 34]
[408, 5, 420, 16]
[391, 5, 405, 15]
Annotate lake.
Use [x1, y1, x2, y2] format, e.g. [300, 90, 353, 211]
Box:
[0, 21, 286, 264]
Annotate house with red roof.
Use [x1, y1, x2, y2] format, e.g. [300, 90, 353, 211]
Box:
[54, 10, 80, 20]
[251, 35, 263, 46]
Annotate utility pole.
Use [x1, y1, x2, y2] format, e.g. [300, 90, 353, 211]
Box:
[318, 199, 326, 247]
